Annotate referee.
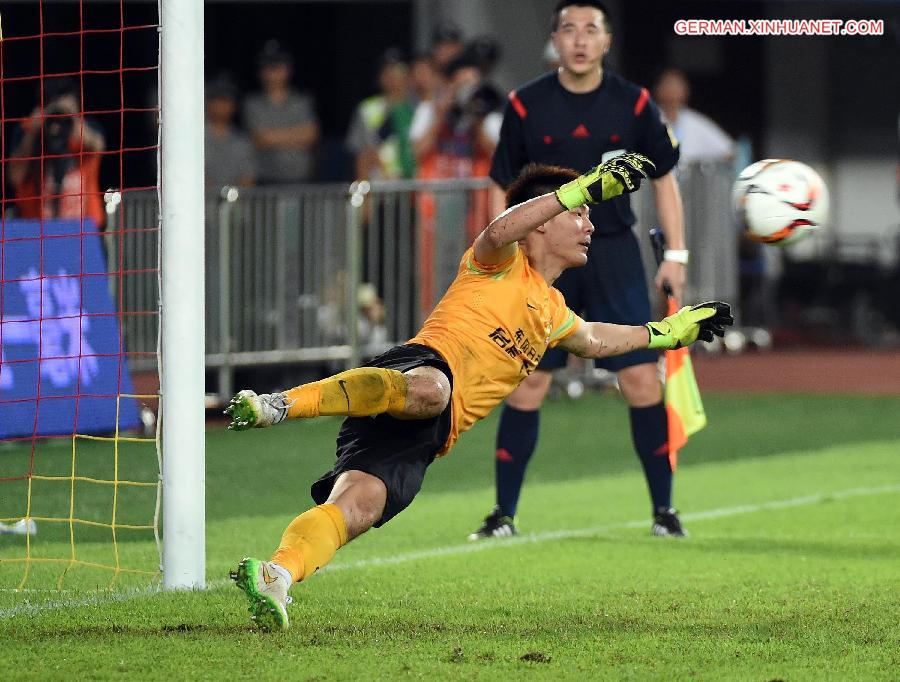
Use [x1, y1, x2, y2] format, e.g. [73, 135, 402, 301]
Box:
[469, 0, 689, 539]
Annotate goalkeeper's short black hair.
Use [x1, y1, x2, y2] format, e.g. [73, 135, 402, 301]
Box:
[505, 163, 579, 209]
[550, 1, 612, 33]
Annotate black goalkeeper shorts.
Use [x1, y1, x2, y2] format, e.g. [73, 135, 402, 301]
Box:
[310, 344, 453, 527]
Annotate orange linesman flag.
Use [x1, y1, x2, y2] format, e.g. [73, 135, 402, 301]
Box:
[664, 297, 706, 471]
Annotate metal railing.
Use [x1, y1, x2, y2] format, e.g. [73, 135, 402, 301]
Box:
[633, 161, 739, 307]
[108, 167, 737, 402]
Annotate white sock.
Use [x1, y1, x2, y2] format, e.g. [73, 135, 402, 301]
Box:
[268, 562, 293, 585]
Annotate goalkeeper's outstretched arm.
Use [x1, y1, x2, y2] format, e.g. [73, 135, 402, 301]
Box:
[473, 192, 567, 266]
[473, 152, 655, 266]
[558, 302, 734, 359]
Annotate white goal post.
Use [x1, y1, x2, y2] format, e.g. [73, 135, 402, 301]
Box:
[159, 0, 206, 590]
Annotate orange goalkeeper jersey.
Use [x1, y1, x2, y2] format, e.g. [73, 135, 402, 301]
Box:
[409, 246, 583, 455]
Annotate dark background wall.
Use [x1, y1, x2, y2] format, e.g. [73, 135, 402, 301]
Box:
[1, 0, 898, 198]
[204, 1, 412, 137]
[619, 0, 766, 153]
[0, 0, 415, 189]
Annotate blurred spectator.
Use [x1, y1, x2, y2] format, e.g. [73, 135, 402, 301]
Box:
[653, 68, 734, 163]
[244, 40, 320, 184]
[8, 77, 106, 227]
[542, 38, 561, 69]
[345, 49, 416, 180]
[430, 24, 464, 72]
[205, 74, 256, 188]
[410, 53, 442, 105]
[317, 279, 388, 358]
[410, 48, 504, 310]
[467, 35, 502, 79]
[410, 49, 504, 179]
[356, 282, 388, 349]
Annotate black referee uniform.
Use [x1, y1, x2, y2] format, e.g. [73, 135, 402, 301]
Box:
[472, 67, 685, 540]
[491, 70, 680, 372]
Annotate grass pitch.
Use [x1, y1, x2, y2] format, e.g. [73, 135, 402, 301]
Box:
[2, 393, 899, 680]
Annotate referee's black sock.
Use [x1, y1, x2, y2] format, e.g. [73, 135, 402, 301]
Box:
[629, 402, 673, 512]
[494, 405, 540, 518]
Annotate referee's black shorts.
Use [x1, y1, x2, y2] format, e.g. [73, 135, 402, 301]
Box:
[310, 343, 453, 527]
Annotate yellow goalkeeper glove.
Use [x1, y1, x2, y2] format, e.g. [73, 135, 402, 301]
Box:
[646, 301, 733, 350]
[555, 152, 655, 210]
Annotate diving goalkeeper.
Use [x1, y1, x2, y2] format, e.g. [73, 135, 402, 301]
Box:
[225, 152, 733, 631]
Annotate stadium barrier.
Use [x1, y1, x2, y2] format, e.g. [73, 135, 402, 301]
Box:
[634, 161, 739, 309]
[108, 164, 737, 403]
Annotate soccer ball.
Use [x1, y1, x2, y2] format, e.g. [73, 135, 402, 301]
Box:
[732, 159, 829, 246]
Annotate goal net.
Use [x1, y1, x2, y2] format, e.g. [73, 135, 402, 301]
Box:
[0, 0, 165, 591]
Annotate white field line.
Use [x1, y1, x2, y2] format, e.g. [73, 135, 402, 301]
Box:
[1, 483, 898, 620]
[323, 483, 900, 571]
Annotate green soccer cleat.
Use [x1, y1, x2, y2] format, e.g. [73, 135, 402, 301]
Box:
[229, 557, 293, 631]
[225, 390, 289, 431]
